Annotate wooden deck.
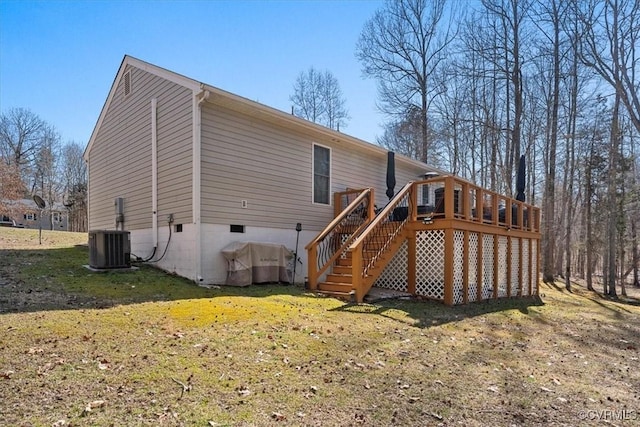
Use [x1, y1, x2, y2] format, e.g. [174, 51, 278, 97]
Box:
[306, 177, 541, 305]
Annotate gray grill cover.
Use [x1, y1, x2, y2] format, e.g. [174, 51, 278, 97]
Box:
[221, 242, 292, 286]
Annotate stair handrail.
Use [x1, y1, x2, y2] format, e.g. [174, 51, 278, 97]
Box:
[348, 182, 414, 301]
[305, 188, 375, 290]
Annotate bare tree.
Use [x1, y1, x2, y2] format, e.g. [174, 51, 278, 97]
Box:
[603, 93, 623, 296]
[578, 0, 640, 133]
[32, 126, 62, 230]
[290, 67, 349, 130]
[356, 0, 458, 164]
[0, 108, 46, 169]
[0, 162, 24, 217]
[61, 142, 88, 232]
[528, 0, 567, 284]
[377, 106, 424, 160]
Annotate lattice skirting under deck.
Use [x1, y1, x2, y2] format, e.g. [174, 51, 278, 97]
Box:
[373, 230, 539, 305]
[374, 240, 409, 292]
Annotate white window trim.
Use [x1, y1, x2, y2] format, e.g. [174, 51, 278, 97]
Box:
[312, 143, 332, 205]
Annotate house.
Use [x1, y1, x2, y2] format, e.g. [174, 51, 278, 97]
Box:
[1, 199, 69, 230]
[84, 55, 439, 286]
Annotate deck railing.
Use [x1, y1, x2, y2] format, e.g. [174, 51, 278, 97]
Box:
[305, 188, 375, 291]
[348, 182, 414, 301]
[413, 175, 540, 232]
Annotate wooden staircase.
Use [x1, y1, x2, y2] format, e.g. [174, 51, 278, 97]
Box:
[317, 252, 357, 300]
[316, 228, 409, 301]
[315, 186, 414, 302]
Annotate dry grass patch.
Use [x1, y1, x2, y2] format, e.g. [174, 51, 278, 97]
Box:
[0, 228, 639, 426]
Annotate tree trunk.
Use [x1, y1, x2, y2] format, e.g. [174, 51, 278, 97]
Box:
[542, 1, 561, 284]
[606, 93, 620, 298]
[585, 141, 594, 292]
[632, 217, 640, 287]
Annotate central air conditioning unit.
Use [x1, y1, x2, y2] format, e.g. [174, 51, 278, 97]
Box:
[88, 230, 131, 269]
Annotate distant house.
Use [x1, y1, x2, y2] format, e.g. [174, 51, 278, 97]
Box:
[1, 199, 69, 230]
[84, 56, 438, 285]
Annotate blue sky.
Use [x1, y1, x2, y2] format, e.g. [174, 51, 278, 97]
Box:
[0, 0, 387, 146]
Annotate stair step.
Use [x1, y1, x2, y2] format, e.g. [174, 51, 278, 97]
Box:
[327, 273, 352, 283]
[318, 281, 353, 293]
[333, 265, 352, 274]
[336, 257, 353, 267]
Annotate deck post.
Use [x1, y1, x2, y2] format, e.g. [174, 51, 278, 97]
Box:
[461, 182, 470, 220]
[367, 189, 375, 220]
[444, 176, 455, 219]
[477, 232, 484, 301]
[350, 246, 363, 303]
[517, 202, 524, 230]
[407, 233, 416, 295]
[407, 184, 417, 296]
[463, 230, 469, 303]
[492, 194, 499, 226]
[518, 237, 523, 296]
[444, 228, 454, 305]
[493, 234, 499, 299]
[476, 188, 484, 224]
[506, 235, 512, 297]
[409, 183, 418, 222]
[308, 245, 318, 290]
[334, 192, 342, 218]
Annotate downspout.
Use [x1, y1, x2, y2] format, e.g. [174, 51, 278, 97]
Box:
[193, 89, 209, 283]
[151, 98, 158, 249]
[85, 160, 90, 230]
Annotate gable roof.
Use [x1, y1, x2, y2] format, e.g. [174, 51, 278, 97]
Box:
[84, 55, 444, 175]
[4, 199, 67, 212]
[84, 55, 200, 160]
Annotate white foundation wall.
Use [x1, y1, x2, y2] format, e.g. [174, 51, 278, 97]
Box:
[129, 224, 198, 281]
[200, 223, 314, 285]
[128, 223, 315, 285]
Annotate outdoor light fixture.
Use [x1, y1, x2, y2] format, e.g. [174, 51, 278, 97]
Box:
[293, 223, 302, 285]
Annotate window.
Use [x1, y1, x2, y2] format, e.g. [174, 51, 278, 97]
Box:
[313, 144, 331, 204]
[52, 212, 61, 222]
[24, 213, 36, 221]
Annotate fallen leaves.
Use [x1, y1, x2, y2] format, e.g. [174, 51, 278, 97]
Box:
[237, 386, 251, 397]
[171, 374, 193, 399]
[81, 399, 105, 417]
[37, 358, 65, 376]
[271, 411, 286, 421]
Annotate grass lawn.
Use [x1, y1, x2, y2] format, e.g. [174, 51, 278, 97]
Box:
[1, 227, 639, 426]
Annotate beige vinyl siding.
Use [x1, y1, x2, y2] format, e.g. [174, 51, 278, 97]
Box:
[88, 65, 193, 230]
[332, 150, 423, 208]
[156, 83, 193, 224]
[200, 103, 426, 230]
[201, 103, 325, 229]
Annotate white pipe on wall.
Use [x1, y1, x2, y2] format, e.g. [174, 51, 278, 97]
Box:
[151, 98, 158, 248]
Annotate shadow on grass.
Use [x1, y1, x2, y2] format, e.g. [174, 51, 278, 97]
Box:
[541, 279, 640, 312]
[330, 295, 545, 329]
[0, 246, 312, 315]
[9, 245, 620, 333]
